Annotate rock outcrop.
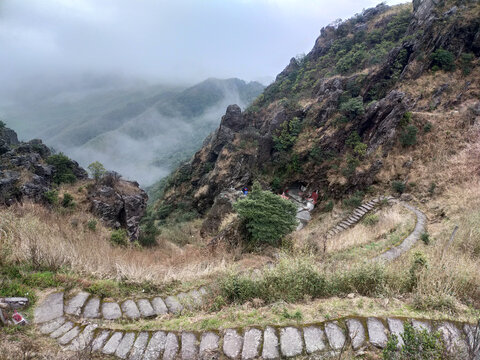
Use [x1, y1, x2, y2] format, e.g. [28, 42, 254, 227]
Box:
[88, 177, 148, 242]
[0, 127, 86, 205]
[0, 126, 147, 241]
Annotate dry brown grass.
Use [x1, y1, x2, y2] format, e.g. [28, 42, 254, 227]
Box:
[0, 202, 268, 286]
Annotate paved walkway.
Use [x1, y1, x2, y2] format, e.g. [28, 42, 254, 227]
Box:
[34, 293, 476, 359]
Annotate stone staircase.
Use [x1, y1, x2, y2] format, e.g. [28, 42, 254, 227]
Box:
[325, 196, 394, 240]
[46, 287, 210, 324]
[34, 292, 478, 359]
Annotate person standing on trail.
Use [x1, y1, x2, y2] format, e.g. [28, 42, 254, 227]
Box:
[242, 186, 248, 195]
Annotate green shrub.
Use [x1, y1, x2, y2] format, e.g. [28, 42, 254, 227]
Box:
[138, 218, 158, 247]
[392, 180, 406, 194]
[61, 193, 75, 208]
[421, 232, 430, 245]
[44, 189, 59, 205]
[343, 191, 364, 209]
[233, 182, 297, 247]
[423, 122, 433, 133]
[430, 48, 455, 72]
[46, 153, 78, 185]
[87, 219, 97, 231]
[273, 117, 302, 151]
[428, 182, 436, 195]
[220, 258, 327, 304]
[86, 280, 119, 298]
[400, 125, 418, 147]
[363, 213, 379, 226]
[0, 120, 5, 129]
[409, 251, 428, 290]
[340, 96, 365, 119]
[460, 52, 475, 76]
[110, 229, 128, 246]
[399, 112, 412, 127]
[323, 200, 334, 212]
[383, 322, 446, 360]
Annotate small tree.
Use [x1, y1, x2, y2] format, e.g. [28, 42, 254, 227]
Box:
[400, 125, 418, 147]
[88, 161, 106, 182]
[233, 181, 297, 247]
[340, 97, 365, 119]
[0, 120, 5, 129]
[430, 48, 455, 72]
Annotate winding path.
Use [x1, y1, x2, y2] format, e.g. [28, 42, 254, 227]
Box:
[30, 197, 441, 358]
[33, 292, 476, 359]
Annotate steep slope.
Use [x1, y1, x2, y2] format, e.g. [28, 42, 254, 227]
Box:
[2, 78, 264, 186]
[155, 0, 479, 219]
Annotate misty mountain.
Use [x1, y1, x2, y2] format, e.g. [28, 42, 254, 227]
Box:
[2, 77, 264, 186]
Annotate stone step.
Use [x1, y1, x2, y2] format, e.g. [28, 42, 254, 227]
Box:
[48, 316, 475, 359]
[65, 291, 90, 316]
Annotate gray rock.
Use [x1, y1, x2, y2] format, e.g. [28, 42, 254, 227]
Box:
[65, 291, 90, 316]
[83, 297, 101, 318]
[242, 328, 262, 359]
[58, 325, 80, 345]
[199, 332, 219, 359]
[199, 287, 208, 297]
[103, 332, 124, 355]
[387, 318, 405, 347]
[39, 317, 66, 335]
[165, 296, 184, 314]
[129, 332, 149, 360]
[262, 327, 280, 359]
[1, 297, 29, 309]
[304, 326, 327, 354]
[152, 297, 169, 315]
[137, 299, 156, 317]
[297, 210, 311, 222]
[223, 329, 243, 359]
[463, 324, 480, 355]
[102, 302, 122, 320]
[34, 292, 64, 323]
[116, 332, 136, 359]
[280, 327, 303, 357]
[181, 332, 198, 360]
[346, 319, 365, 350]
[411, 319, 432, 332]
[50, 321, 74, 339]
[143, 331, 167, 360]
[163, 333, 179, 360]
[325, 322, 345, 350]
[367, 318, 388, 348]
[91, 330, 111, 351]
[122, 299, 141, 319]
[65, 324, 97, 351]
[437, 322, 468, 355]
[189, 289, 204, 307]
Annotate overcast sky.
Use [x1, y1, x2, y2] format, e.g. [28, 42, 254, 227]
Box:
[0, 0, 406, 89]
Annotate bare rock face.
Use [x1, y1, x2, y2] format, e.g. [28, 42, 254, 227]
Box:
[200, 188, 243, 237]
[88, 179, 148, 242]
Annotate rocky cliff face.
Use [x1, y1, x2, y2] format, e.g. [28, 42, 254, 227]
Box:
[156, 0, 479, 219]
[0, 126, 147, 241]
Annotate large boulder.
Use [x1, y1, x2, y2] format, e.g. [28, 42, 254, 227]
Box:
[88, 179, 148, 242]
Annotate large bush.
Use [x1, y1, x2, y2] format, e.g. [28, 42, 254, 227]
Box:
[430, 48, 455, 72]
[46, 153, 77, 185]
[340, 96, 365, 119]
[233, 182, 297, 247]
